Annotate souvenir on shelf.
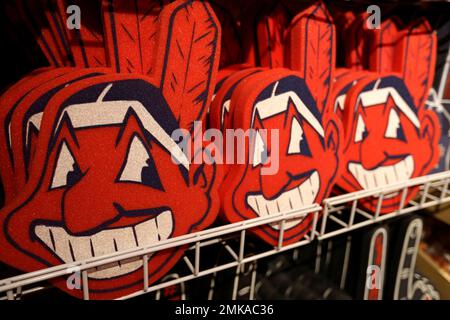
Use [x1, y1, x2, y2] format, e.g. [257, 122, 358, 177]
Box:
[0, 0, 221, 299]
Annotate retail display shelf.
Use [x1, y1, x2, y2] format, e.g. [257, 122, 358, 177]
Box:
[0, 170, 449, 300]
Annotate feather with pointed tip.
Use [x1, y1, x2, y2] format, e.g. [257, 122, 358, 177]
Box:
[331, 7, 356, 68]
[345, 12, 370, 71]
[285, 2, 335, 113]
[368, 18, 404, 74]
[401, 18, 437, 110]
[154, 1, 221, 131]
[102, 0, 164, 74]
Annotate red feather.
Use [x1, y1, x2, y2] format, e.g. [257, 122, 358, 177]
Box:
[154, 1, 221, 131]
[401, 18, 437, 110]
[102, 0, 164, 74]
[285, 2, 335, 113]
[368, 18, 404, 74]
[345, 12, 371, 71]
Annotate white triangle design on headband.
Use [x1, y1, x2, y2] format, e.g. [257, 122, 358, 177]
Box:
[52, 84, 190, 169]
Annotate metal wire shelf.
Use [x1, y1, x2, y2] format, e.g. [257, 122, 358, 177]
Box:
[0, 170, 449, 300]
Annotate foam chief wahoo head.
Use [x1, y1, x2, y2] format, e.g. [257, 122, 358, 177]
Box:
[223, 69, 341, 246]
[222, 2, 342, 246]
[0, 0, 220, 299]
[336, 18, 440, 213]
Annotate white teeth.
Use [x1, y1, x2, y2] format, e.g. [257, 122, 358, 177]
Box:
[34, 211, 173, 279]
[71, 237, 92, 261]
[134, 218, 159, 247]
[246, 171, 320, 231]
[91, 228, 119, 257]
[35, 226, 53, 250]
[156, 211, 173, 241]
[349, 155, 414, 190]
[51, 228, 75, 264]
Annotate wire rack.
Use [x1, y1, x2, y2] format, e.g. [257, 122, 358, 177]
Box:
[0, 170, 449, 300]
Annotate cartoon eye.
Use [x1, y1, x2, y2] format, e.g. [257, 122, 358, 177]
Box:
[252, 130, 269, 167]
[385, 109, 406, 141]
[354, 114, 367, 143]
[288, 117, 311, 156]
[118, 136, 164, 191]
[50, 141, 82, 189]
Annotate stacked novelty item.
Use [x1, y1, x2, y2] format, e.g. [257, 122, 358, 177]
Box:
[330, 11, 440, 213]
[0, 0, 221, 299]
[0, 0, 442, 300]
[210, 2, 343, 246]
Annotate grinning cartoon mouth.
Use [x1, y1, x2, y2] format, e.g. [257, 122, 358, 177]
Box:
[348, 155, 414, 196]
[246, 171, 319, 230]
[34, 211, 173, 279]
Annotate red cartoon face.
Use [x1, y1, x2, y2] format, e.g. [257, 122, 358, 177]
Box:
[2, 79, 216, 298]
[227, 75, 340, 244]
[339, 76, 440, 212]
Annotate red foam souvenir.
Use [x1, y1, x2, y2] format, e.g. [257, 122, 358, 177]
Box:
[367, 18, 405, 74]
[335, 18, 440, 213]
[221, 68, 342, 246]
[240, 2, 261, 68]
[217, 2, 342, 246]
[0, 0, 221, 299]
